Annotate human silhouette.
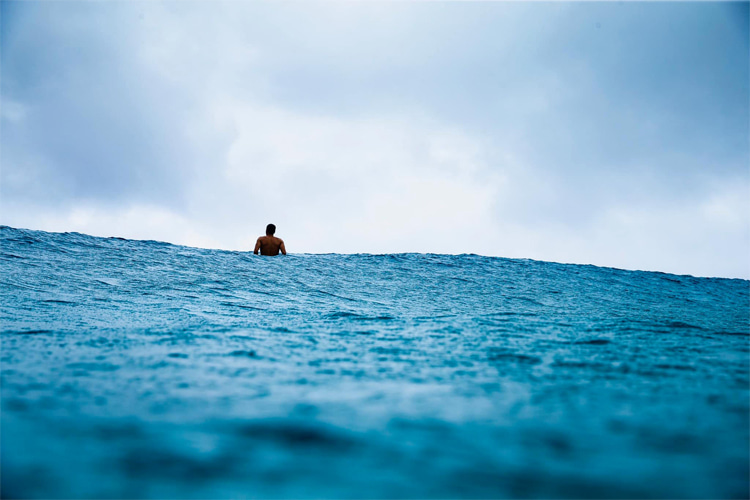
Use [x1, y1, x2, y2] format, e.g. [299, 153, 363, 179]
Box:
[254, 224, 286, 256]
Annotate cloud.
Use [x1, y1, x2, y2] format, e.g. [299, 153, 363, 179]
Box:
[208, 100, 505, 254]
[1, 1, 747, 278]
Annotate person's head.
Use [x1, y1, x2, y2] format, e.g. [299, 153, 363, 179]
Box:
[266, 223, 276, 236]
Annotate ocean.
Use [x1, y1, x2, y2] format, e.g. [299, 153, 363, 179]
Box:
[1, 225, 748, 499]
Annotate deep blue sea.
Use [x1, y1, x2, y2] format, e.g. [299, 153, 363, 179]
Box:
[1, 225, 748, 499]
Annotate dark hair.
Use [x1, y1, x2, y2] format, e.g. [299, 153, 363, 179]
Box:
[266, 224, 276, 235]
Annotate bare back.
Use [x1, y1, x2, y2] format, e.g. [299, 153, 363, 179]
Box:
[254, 235, 286, 256]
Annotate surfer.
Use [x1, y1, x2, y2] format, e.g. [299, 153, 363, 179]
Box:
[254, 224, 287, 256]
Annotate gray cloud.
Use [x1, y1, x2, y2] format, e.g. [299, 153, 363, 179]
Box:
[1, 1, 747, 277]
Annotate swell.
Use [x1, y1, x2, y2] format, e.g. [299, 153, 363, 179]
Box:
[1, 225, 748, 340]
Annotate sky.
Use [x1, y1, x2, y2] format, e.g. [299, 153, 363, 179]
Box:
[1, 1, 748, 278]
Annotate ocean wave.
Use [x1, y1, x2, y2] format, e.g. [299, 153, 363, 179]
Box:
[1, 225, 748, 499]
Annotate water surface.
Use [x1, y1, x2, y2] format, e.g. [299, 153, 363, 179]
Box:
[1, 226, 748, 498]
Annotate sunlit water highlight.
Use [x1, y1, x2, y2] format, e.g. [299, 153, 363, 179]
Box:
[1, 226, 748, 498]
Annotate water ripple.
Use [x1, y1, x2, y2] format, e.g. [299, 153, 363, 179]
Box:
[0, 225, 747, 499]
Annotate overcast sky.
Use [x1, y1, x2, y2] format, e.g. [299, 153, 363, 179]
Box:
[1, 1, 748, 278]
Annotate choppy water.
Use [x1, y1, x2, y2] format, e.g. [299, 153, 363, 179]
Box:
[1, 225, 748, 499]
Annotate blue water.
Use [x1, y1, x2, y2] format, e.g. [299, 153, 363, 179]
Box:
[1, 225, 748, 499]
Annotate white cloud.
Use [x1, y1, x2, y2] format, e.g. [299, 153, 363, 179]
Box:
[543, 181, 750, 277]
[189, 100, 507, 255]
[1, 203, 219, 249]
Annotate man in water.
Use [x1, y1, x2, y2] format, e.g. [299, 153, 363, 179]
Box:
[254, 224, 287, 256]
